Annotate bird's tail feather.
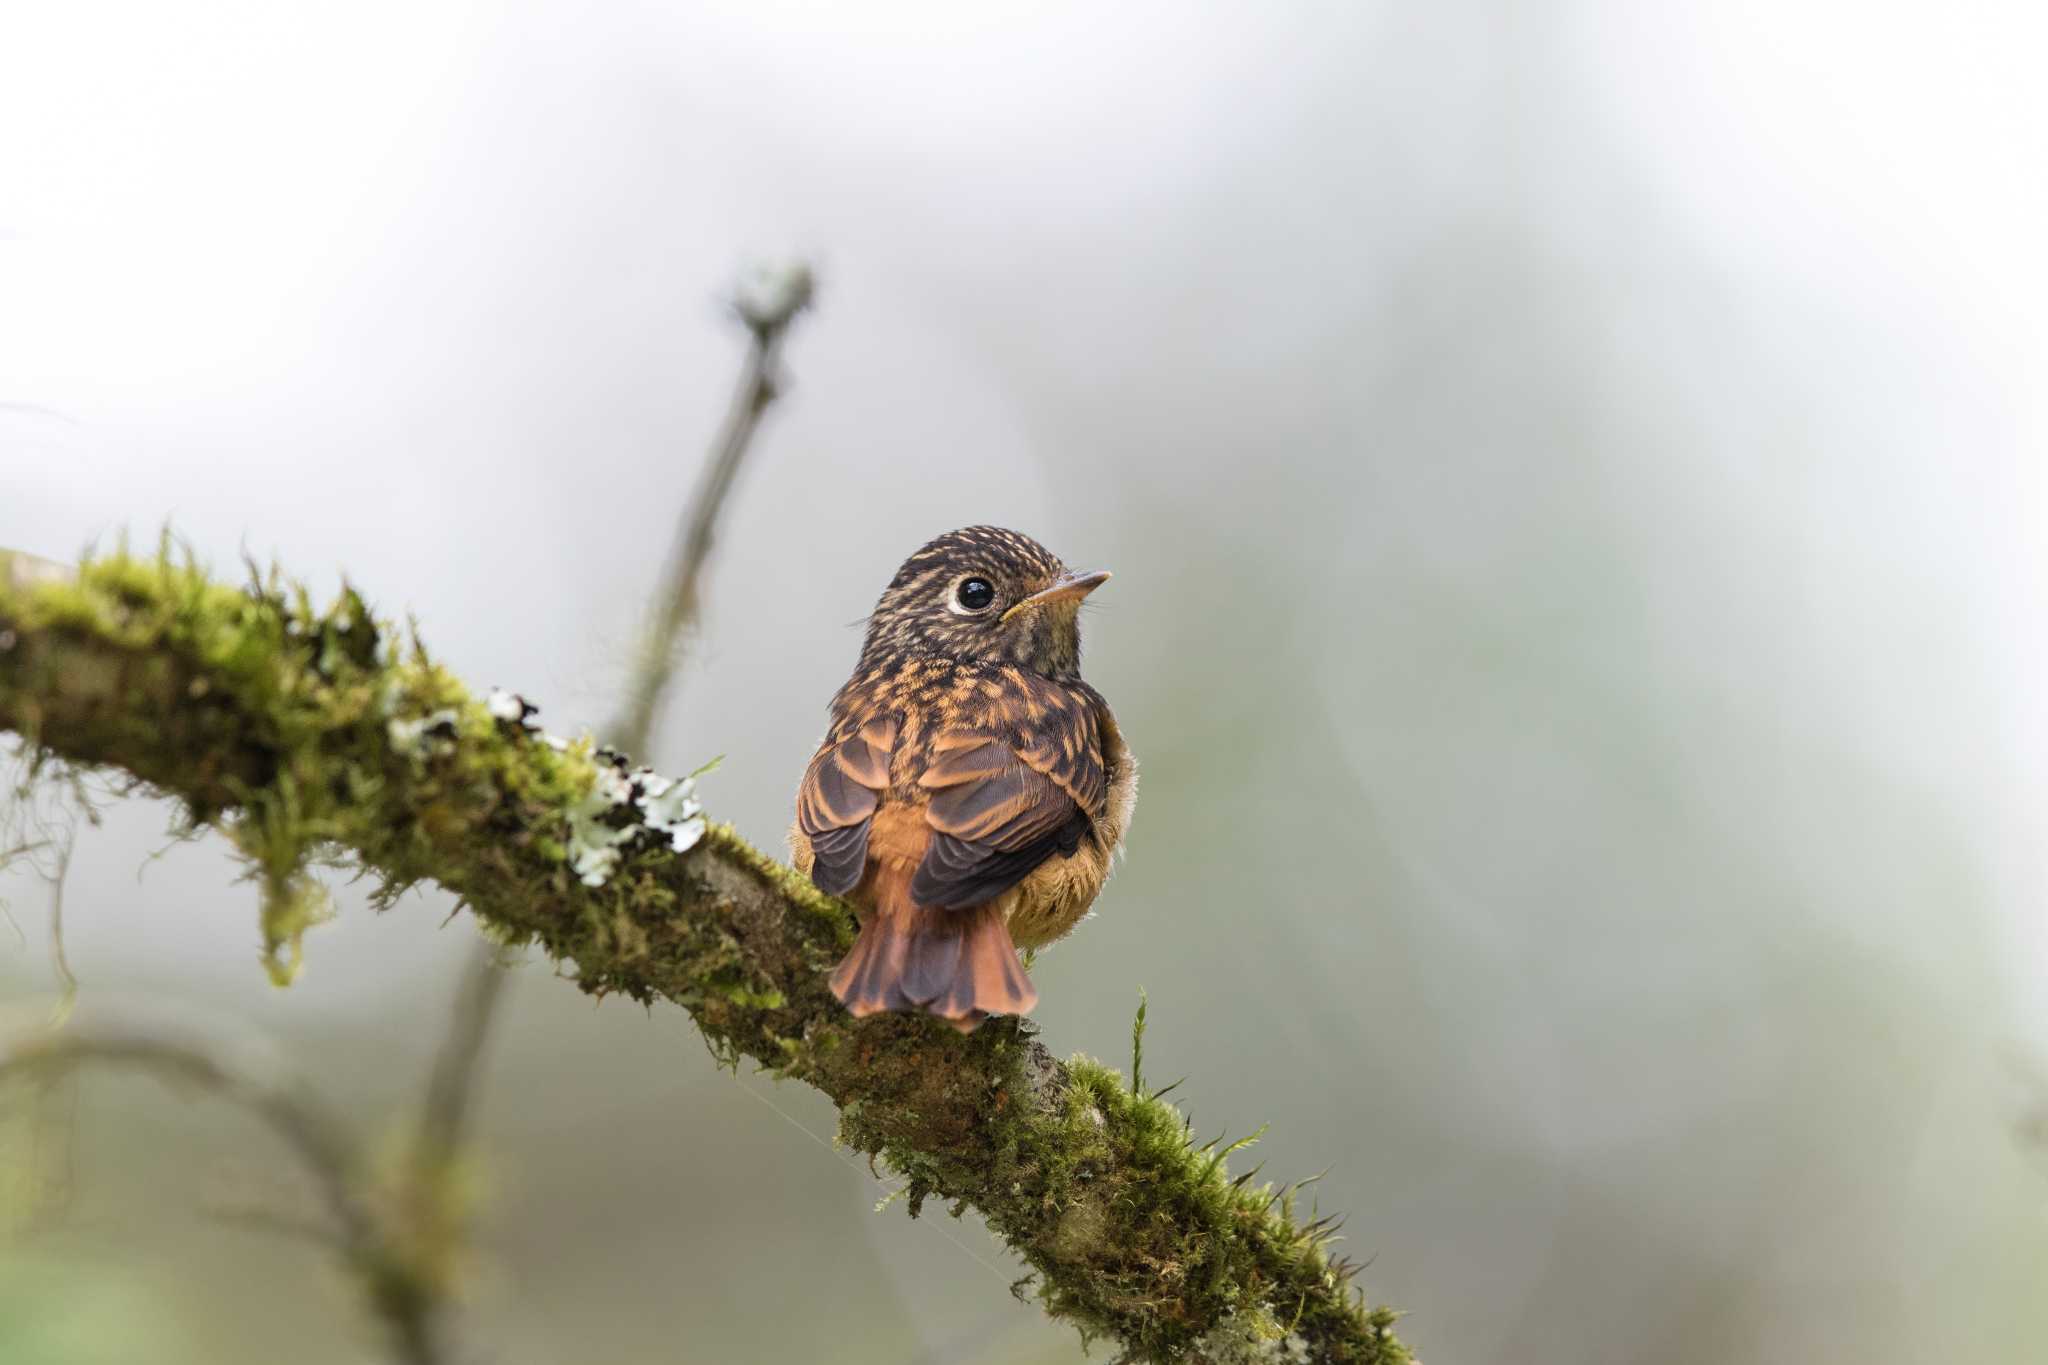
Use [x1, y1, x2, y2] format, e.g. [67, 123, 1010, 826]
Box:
[829, 881, 1036, 1033]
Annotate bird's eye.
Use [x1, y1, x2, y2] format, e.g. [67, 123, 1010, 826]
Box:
[954, 577, 997, 612]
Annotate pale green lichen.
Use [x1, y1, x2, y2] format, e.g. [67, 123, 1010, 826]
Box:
[566, 756, 709, 888]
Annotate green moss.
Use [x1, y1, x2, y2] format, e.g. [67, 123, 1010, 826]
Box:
[2, 551, 640, 975]
[998, 1053, 1400, 1362]
[830, 1023, 1407, 1364]
[256, 871, 333, 986]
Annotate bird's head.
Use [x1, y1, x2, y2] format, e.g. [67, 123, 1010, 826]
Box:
[860, 526, 1110, 679]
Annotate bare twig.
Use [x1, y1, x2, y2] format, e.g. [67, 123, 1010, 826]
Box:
[417, 942, 510, 1171]
[609, 263, 813, 759]
[0, 1017, 462, 1365]
[364, 938, 513, 1365]
[0, 1022, 370, 1249]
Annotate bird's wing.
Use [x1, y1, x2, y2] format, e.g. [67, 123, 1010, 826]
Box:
[795, 715, 898, 896]
[912, 688, 1105, 911]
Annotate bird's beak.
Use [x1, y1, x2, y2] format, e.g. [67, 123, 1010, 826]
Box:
[1002, 569, 1111, 621]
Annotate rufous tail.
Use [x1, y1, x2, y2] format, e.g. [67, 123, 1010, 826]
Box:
[828, 880, 1037, 1033]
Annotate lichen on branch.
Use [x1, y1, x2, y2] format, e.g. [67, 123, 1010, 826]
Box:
[0, 547, 1410, 1365]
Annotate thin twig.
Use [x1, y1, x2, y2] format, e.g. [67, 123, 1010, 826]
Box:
[417, 941, 510, 1170]
[0, 1024, 370, 1250]
[0, 1020, 453, 1364]
[608, 264, 813, 759]
[370, 938, 513, 1365]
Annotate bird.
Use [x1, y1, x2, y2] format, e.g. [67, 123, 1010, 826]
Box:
[790, 526, 1136, 1032]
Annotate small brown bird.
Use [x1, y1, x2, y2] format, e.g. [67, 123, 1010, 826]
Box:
[790, 526, 1136, 1032]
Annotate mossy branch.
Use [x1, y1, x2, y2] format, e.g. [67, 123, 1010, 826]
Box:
[0, 548, 1411, 1365]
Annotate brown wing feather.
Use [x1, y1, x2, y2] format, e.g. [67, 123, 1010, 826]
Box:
[910, 684, 1106, 911]
[1012, 708, 1106, 815]
[922, 738, 1072, 846]
[796, 716, 897, 896]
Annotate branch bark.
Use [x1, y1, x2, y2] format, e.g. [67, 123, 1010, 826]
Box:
[0, 548, 1410, 1365]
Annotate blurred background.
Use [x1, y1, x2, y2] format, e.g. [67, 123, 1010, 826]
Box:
[4, 2, 2048, 1362]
